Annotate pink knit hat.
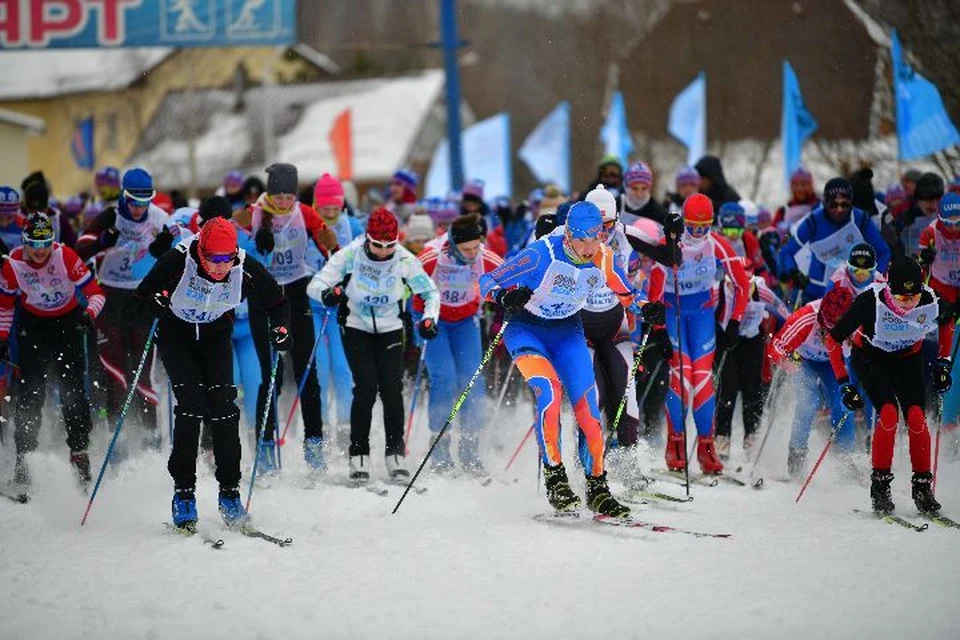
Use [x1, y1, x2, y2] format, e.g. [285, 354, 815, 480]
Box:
[313, 173, 344, 208]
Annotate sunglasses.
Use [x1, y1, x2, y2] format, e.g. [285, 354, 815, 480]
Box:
[827, 200, 853, 211]
[203, 252, 237, 264]
[24, 237, 53, 249]
[941, 217, 960, 228]
[849, 267, 874, 279]
[367, 237, 397, 250]
[125, 197, 151, 208]
[602, 219, 617, 231]
[892, 293, 920, 303]
[720, 227, 744, 239]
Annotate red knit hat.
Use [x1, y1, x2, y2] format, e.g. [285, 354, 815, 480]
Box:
[682, 193, 714, 224]
[313, 173, 344, 208]
[366, 207, 399, 242]
[199, 217, 237, 255]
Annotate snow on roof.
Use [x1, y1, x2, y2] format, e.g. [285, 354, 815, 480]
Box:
[0, 48, 172, 101]
[0, 107, 45, 132]
[279, 70, 445, 183]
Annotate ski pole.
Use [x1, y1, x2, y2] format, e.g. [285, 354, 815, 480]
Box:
[403, 342, 428, 455]
[81, 318, 159, 527]
[671, 263, 691, 497]
[393, 321, 508, 513]
[246, 349, 281, 512]
[609, 330, 652, 438]
[504, 423, 535, 472]
[748, 366, 786, 484]
[933, 393, 943, 494]
[278, 312, 330, 447]
[795, 411, 849, 504]
[487, 360, 517, 440]
[636, 360, 663, 413]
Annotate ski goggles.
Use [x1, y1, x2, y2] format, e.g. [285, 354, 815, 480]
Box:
[720, 227, 744, 239]
[202, 251, 237, 264]
[367, 236, 398, 250]
[892, 292, 921, 304]
[601, 219, 617, 232]
[23, 236, 54, 249]
[940, 216, 960, 228]
[848, 266, 874, 280]
[685, 222, 712, 237]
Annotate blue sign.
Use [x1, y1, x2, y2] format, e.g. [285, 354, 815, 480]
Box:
[781, 61, 818, 187]
[71, 116, 94, 170]
[0, 0, 297, 50]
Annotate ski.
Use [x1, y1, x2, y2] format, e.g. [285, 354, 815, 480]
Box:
[649, 469, 719, 488]
[233, 524, 293, 547]
[162, 522, 225, 548]
[384, 479, 428, 495]
[853, 509, 929, 532]
[618, 488, 693, 504]
[918, 513, 960, 530]
[592, 515, 733, 539]
[0, 489, 30, 504]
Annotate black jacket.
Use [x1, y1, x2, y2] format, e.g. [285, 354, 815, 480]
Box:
[695, 155, 741, 211]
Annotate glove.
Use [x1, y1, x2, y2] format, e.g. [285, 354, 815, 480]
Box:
[649, 326, 673, 359]
[271, 325, 292, 351]
[74, 307, 96, 331]
[719, 320, 740, 350]
[99, 227, 119, 249]
[664, 212, 684, 237]
[320, 286, 343, 308]
[790, 269, 810, 290]
[148, 225, 174, 258]
[640, 301, 666, 326]
[534, 214, 559, 239]
[918, 246, 937, 267]
[496, 286, 534, 311]
[255, 228, 275, 254]
[151, 290, 171, 317]
[839, 381, 865, 410]
[418, 318, 439, 341]
[933, 358, 953, 394]
[0, 338, 8, 363]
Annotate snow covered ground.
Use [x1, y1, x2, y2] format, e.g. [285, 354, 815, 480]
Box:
[2, 391, 959, 640]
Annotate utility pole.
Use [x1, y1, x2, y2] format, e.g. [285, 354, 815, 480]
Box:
[439, 0, 465, 191]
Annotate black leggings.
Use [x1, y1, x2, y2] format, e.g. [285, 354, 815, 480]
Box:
[583, 305, 639, 446]
[342, 327, 405, 457]
[637, 346, 668, 440]
[249, 278, 323, 442]
[160, 328, 241, 490]
[714, 333, 765, 438]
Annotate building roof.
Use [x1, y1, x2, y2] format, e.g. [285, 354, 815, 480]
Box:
[0, 107, 46, 133]
[0, 48, 173, 101]
[129, 69, 446, 189]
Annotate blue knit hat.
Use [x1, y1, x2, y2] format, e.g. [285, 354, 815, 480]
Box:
[564, 201, 603, 239]
[121, 167, 155, 203]
[718, 201, 745, 229]
[0, 186, 20, 215]
[393, 169, 418, 191]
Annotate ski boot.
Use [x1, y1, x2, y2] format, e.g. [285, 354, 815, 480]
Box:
[256, 439, 279, 476]
[385, 454, 410, 483]
[664, 430, 687, 471]
[459, 433, 488, 479]
[787, 447, 807, 480]
[218, 486, 249, 527]
[696, 436, 724, 475]
[304, 436, 327, 473]
[70, 451, 92, 486]
[349, 455, 370, 485]
[429, 435, 457, 474]
[585, 472, 630, 518]
[715, 435, 731, 461]
[172, 487, 198, 529]
[870, 469, 895, 515]
[911, 471, 941, 515]
[543, 463, 581, 513]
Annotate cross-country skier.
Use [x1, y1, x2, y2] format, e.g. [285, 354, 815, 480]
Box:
[415, 212, 502, 473]
[0, 213, 105, 490]
[646, 193, 750, 474]
[479, 201, 655, 517]
[134, 216, 289, 529]
[827, 257, 948, 515]
[308, 207, 439, 484]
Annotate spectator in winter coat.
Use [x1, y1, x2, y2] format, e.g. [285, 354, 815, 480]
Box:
[694, 155, 741, 212]
[386, 169, 419, 223]
[773, 167, 819, 235]
[888, 172, 945, 259]
[21, 176, 78, 248]
[901, 168, 923, 199]
[621, 162, 668, 226]
[662, 166, 700, 213]
[579, 156, 623, 200]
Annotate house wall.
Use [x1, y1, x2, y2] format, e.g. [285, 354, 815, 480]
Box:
[0, 122, 31, 185]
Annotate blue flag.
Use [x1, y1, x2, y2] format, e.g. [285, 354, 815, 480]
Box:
[426, 113, 512, 199]
[781, 61, 818, 187]
[599, 92, 633, 165]
[518, 101, 571, 193]
[891, 29, 960, 161]
[70, 117, 95, 171]
[668, 72, 706, 166]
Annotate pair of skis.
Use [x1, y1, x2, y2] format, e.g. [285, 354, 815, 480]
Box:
[853, 509, 960, 532]
[163, 522, 293, 548]
[532, 511, 732, 539]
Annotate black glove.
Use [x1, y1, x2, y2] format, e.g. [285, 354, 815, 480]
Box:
[933, 358, 953, 394]
[918, 246, 937, 267]
[496, 286, 534, 311]
[641, 301, 666, 326]
[148, 225, 174, 258]
[839, 381, 865, 410]
[0, 338, 8, 363]
[719, 320, 740, 350]
[321, 286, 343, 308]
[649, 326, 673, 359]
[790, 269, 810, 290]
[74, 307, 96, 331]
[664, 212, 684, 237]
[418, 318, 439, 341]
[151, 290, 171, 317]
[271, 325, 292, 351]
[99, 227, 119, 249]
[535, 214, 559, 239]
[255, 228, 275, 254]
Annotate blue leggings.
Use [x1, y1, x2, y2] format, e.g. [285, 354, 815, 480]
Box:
[789, 359, 855, 453]
[231, 318, 260, 429]
[664, 298, 716, 437]
[505, 319, 605, 476]
[425, 316, 483, 433]
[312, 304, 353, 426]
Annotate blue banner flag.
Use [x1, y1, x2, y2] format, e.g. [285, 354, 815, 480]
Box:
[0, 0, 296, 50]
[70, 117, 94, 171]
[891, 29, 960, 161]
[781, 60, 818, 187]
[518, 101, 570, 193]
[426, 113, 512, 199]
[599, 92, 633, 166]
[668, 72, 706, 166]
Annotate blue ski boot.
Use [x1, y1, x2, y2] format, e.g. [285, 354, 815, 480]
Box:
[172, 488, 198, 529]
[459, 432, 488, 478]
[304, 436, 327, 472]
[257, 439, 279, 476]
[218, 487, 249, 527]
